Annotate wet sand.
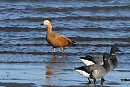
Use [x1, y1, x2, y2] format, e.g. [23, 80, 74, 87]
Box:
[0, 0, 130, 87]
[0, 53, 130, 87]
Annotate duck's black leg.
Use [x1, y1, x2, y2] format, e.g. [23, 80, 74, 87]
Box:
[101, 79, 104, 86]
[88, 78, 91, 83]
[101, 77, 105, 81]
[94, 79, 96, 87]
[86, 78, 91, 86]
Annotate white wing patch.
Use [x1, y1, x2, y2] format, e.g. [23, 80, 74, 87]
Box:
[80, 59, 95, 66]
[75, 70, 90, 78]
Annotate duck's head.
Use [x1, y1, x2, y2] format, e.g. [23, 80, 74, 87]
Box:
[110, 46, 121, 55]
[103, 53, 110, 60]
[41, 20, 51, 26]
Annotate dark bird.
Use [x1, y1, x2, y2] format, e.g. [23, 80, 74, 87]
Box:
[75, 53, 110, 86]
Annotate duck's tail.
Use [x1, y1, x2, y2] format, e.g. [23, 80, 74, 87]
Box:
[68, 41, 76, 46]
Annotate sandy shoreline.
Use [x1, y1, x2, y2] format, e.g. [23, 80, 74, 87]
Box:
[0, 79, 129, 87]
[0, 77, 130, 87]
[0, 54, 130, 87]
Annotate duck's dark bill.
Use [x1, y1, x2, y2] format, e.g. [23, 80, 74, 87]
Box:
[40, 23, 44, 25]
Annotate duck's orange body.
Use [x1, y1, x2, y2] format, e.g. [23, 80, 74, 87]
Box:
[42, 20, 74, 53]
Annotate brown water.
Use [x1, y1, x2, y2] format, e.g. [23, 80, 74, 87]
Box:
[0, 0, 130, 86]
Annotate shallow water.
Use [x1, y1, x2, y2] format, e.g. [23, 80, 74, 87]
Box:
[0, 0, 130, 87]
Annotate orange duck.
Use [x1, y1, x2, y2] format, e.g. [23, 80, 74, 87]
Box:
[41, 20, 75, 53]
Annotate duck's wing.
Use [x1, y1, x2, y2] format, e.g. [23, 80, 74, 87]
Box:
[55, 34, 74, 46]
[80, 56, 103, 66]
[92, 57, 103, 65]
[74, 66, 90, 78]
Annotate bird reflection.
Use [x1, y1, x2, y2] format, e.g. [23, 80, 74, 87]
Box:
[46, 70, 52, 79]
[45, 56, 68, 80]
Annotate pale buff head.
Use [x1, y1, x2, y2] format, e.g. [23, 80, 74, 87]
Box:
[43, 20, 51, 26]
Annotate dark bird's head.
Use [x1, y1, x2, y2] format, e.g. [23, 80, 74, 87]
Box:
[103, 53, 111, 61]
[110, 46, 121, 55]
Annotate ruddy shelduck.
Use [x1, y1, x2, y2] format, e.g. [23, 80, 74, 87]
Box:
[41, 20, 75, 53]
